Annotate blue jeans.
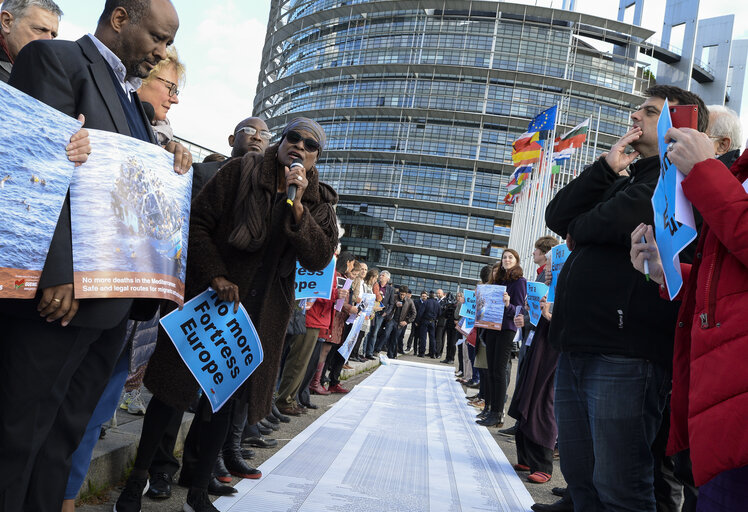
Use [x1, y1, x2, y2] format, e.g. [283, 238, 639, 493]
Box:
[555, 352, 671, 512]
[375, 317, 396, 354]
[387, 323, 407, 358]
[364, 313, 385, 357]
[64, 348, 130, 499]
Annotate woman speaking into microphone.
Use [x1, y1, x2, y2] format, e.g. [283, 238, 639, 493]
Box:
[115, 117, 338, 512]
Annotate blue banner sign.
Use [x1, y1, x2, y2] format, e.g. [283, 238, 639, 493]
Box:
[547, 244, 571, 303]
[294, 257, 335, 300]
[652, 100, 698, 300]
[160, 288, 264, 412]
[526, 281, 550, 326]
[460, 289, 476, 319]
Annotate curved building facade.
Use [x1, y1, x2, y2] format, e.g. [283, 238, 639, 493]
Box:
[254, 0, 655, 292]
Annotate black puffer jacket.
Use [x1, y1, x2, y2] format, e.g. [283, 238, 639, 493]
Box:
[545, 155, 680, 366]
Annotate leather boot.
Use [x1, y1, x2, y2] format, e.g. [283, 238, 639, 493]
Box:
[222, 402, 261, 479]
[309, 362, 330, 395]
[213, 452, 232, 483]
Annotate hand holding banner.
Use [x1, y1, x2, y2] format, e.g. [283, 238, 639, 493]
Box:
[526, 281, 550, 326]
[160, 288, 264, 412]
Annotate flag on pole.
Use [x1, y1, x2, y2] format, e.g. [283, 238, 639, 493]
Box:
[512, 132, 542, 166]
[527, 106, 557, 141]
[554, 118, 590, 152]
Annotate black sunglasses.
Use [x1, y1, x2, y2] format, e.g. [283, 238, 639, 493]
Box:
[285, 130, 320, 153]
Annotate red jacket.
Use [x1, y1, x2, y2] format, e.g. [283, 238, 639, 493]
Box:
[667, 150, 748, 485]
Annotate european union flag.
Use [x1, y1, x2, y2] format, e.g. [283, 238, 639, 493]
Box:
[528, 105, 557, 133]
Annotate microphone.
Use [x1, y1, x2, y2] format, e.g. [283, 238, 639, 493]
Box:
[142, 101, 155, 123]
[287, 158, 303, 206]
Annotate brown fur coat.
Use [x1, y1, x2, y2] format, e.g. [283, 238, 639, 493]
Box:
[144, 145, 338, 423]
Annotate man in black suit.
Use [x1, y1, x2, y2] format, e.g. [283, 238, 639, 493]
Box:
[418, 291, 440, 357]
[0, 1, 189, 509]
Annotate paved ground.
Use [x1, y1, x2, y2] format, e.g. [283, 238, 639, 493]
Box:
[77, 352, 565, 510]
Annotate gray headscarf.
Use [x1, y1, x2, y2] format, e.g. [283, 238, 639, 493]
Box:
[281, 117, 326, 151]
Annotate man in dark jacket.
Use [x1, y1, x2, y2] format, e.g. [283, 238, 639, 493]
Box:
[372, 270, 396, 353]
[544, 85, 708, 512]
[386, 285, 416, 358]
[419, 291, 440, 358]
[0, 0, 61, 82]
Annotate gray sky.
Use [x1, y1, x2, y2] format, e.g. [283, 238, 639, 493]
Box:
[49, 0, 748, 153]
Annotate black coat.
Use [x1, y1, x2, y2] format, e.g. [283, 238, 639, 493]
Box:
[5, 36, 158, 329]
[545, 156, 680, 365]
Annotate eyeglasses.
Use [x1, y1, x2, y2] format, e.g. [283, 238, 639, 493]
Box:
[285, 130, 320, 152]
[235, 126, 272, 140]
[156, 76, 179, 97]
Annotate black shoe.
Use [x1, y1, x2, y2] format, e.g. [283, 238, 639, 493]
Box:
[185, 487, 219, 512]
[476, 412, 502, 427]
[145, 472, 171, 500]
[214, 453, 232, 483]
[259, 418, 279, 431]
[264, 413, 280, 425]
[440, 359, 454, 364]
[476, 410, 489, 419]
[299, 398, 318, 410]
[551, 487, 568, 498]
[417, 354, 425, 358]
[271, 403, 291, 423]
[497, 424, 518, 437]
[257, 423, 273, 436]
[114, 475, 148, 512]
[224, 452, 263, 479]
[243, 436, 278, 448]
[207, 477, 237, 496]
[531, 494, 573, 512]
[241, 448, 255, 459]
[430, 355, 437, 359]
[466, 380, 480, 389]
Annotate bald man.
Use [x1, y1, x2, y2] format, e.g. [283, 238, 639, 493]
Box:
[190, 116, 270, 201]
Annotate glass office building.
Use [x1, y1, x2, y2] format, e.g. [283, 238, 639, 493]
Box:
[254, 0, 656, 292]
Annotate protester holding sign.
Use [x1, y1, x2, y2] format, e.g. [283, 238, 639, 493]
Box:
[116, 117, 338, 512]
[476, 249, 526, 428]
[544, 85, 708, 511]
[630, 138, 748, 505]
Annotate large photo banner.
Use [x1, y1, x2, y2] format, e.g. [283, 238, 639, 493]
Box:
[0, 80, 82, 298]
[475, 284, 507, 330]
[652, 100, 698, 300]
[160, 288, 264, 412]
[69, 129, 192, 305]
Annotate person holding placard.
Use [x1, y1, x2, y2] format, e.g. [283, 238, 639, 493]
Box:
[115, 117, 338, 512]
[631, 132, 748, 510]
[544, 85, 708, 512]
[476, 249, 526, 428]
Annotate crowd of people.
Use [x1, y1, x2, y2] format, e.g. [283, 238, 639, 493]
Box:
[2, 1, 747, 512]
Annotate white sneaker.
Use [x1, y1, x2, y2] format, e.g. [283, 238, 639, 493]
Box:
[455, 371, 463, 377]
[119, 390, 135, 411]
[126, 389, 147, 415]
